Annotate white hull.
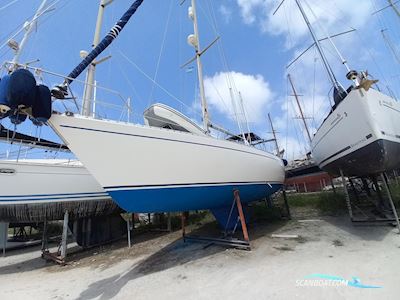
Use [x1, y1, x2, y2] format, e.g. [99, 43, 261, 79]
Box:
[0, 159, 117, 222]
[49, 114, 285, 213]
[311, 88, 400, 176]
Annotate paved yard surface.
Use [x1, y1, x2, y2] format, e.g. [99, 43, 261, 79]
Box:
[1, 214, 399, 300]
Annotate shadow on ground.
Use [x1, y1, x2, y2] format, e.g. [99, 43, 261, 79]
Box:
[323, 215, 397, 241]
[0, 229, 179, 275]
[76, 218, 289, 300]
[76, 239, 221, 300]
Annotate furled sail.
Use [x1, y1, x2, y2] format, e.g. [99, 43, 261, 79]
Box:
[52, 0, 145, 98]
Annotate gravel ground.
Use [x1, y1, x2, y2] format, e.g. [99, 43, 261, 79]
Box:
[0, 212, 399, 300]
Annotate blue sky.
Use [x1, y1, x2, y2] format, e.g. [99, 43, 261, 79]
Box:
[0, 0, 399, 161]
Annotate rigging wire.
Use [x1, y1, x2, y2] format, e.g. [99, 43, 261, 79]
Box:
[0, 0, 64, 53]
[0, 0, 19, 12]
[285, 76, 290, 160]
[118, 49, 203, 120]
[204, 0, 251, 135]
[303, 0, 350, 74]
[312, 46, 317, 129]
[325, 0, 399, 95]
[147, 0, 174, 106]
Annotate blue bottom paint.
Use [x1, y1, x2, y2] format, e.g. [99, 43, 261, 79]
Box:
[108, 183, 282, 213]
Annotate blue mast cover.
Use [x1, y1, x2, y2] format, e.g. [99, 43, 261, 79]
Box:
[64, 0, 145, 86]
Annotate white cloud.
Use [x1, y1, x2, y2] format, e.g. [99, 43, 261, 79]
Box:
[219, 4, 233, 24]
[204, 71, 274, 125]
[236, 0, 373, 48]
[237, 0, 265, 24]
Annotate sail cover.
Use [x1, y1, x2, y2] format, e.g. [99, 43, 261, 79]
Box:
[56, 0, 145, 91]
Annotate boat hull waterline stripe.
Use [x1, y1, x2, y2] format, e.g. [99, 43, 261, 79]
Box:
[105, 181, 279, 191]
[0, 192, 109, 203]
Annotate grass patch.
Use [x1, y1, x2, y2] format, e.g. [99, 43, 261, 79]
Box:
[287, 191, 347, 214]
[251, 204, 283, 221]
[389, 183, 400, 205]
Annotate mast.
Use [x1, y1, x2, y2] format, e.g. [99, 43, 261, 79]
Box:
[10, 0, 49, 68]
[294, 0, 340, 91]
[287, 74, 312, 144]
[229, 88, 247, 144]
[82, 0, 114, 117]
[388, 0, 400, 18]
[238, 92, 251, 134]
[188, 0, 210, 133]
[268, 113, 280, 157]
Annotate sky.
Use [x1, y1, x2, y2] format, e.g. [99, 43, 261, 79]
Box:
[0, 0, 399, 161]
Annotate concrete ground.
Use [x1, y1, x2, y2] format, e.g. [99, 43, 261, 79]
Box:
[0, 212, 399, 300]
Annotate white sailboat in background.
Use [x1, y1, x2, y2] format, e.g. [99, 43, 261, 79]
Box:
[0, 0, 118, 224]
[46, 0, 285, 220]
[292, 0, 400, 177]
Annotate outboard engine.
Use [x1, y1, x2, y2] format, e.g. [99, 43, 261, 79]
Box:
[0, 75, 11, 118]
[7, 69, 36, 109]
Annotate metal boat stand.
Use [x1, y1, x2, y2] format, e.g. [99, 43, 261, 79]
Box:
[340, 170, 400, 233]
[182, 190, 251, 250]
[41, 210, 70, 265]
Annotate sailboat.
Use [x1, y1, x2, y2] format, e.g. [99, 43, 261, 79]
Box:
[292, 0, 400, 177]
[0, 0, 118, 223]
[43, 0, 284, 218]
